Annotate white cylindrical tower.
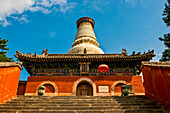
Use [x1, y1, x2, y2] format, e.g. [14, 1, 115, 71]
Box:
[67, 17, 104, 54]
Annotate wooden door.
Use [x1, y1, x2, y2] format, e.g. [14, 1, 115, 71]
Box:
[76, 82, 93, 96]
[43, 84, 55, 93]
[114, 83, 125, 96]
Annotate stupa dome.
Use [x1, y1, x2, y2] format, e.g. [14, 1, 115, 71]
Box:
[68, 43, 104, 54]
[67, 17, 104, 54]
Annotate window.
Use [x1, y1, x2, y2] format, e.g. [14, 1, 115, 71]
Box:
[79, 62, 91, 74]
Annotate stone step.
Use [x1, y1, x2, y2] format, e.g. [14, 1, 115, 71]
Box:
[15, 96, 148, 99]
[5, 101, 157, 105]
[9, 100, 155, 104]
[1, 102, 158, 106]
[0, 95, 167, 113]
[13, 97, 152, 99]
[0, 105, 163, 110]
[6, 101, 155, 104]
[17, 95, 147, 97]
[13, 98, 153, 101]
[10, 100, 155, 103]
[11, 100, 153, 103]
[15, 96, 149, 99]
[0, 109, 166, 113]
[10, 97, 154, 101]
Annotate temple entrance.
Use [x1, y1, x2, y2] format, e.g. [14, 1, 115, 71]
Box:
[43, 84, 55, 93]
[114, 83, 125, 96]
[76, 82, 93, 96]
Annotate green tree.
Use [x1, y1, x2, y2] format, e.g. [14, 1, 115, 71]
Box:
[0, 37, 13, 62]
[159, 0, 170, 61]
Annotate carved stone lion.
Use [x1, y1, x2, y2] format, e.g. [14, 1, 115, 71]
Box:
[121, 85, 129, 96]
[37, 86, 46, 96]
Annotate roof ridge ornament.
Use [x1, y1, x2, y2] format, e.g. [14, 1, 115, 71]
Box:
[42, 49, 48, 56]
[122, 49, 127, 56]
[130, 49, 155, 56]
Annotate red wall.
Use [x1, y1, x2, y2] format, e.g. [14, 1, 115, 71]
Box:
[0, 66, 21, 104]
[142, 66, 170, 109]
[24, 76, 144, 96]
[17, 81, 27, 95]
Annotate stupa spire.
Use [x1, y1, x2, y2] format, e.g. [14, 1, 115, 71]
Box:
[67, 17, 104, 54]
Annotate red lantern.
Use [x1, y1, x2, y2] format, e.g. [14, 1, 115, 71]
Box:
[98, 64, 109, 73]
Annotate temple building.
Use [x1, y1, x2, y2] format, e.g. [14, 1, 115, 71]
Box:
[15, 17, 155, 96]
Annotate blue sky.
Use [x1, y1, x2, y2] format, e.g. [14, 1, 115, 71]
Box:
[0, 0, 169, 80]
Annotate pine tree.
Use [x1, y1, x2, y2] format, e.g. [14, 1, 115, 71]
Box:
[0, 37, 13, 62]
[159, 0, 170, 61]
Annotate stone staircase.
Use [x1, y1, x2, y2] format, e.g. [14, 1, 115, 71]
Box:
[0, 95, 168, 113]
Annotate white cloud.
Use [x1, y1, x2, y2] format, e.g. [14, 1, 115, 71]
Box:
[20, 15, 29, 23]
[52, 7, 59, 13]
[59, 2, 77, 14]
[29, 6, 52, 14]
[49, 31, 56, 37]
[35, 0, 66, 7]
[82, 0, 109, 13]
[0, 0, 35, 17]
[50, 0, 67, 5]
[36, 0, 52, 7]
[12, 14, 29, 24]
[152, 53, 162, 61]
[0, 0, 77, 27]
[0, 19, 11, 27]
[125, 0, 143, 6]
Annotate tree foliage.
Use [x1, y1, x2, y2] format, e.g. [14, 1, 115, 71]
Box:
[159, 0, 170, 61]
[0, 37, 13, 62]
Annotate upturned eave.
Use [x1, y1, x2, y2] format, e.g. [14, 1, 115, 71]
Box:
[15, 50, 155, 62]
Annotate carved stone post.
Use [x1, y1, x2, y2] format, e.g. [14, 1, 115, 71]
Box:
[37, 86, 46, 96]
[121, 85, 129, 96]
